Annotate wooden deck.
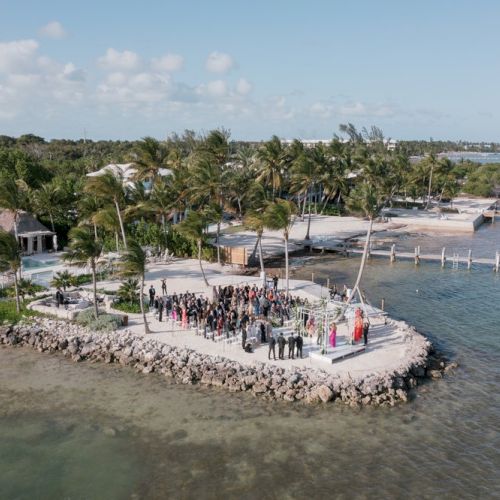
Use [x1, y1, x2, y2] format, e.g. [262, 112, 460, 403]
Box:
[309, 343, 366, 365]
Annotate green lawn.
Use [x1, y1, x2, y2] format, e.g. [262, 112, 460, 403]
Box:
[0, 300, 38, 324]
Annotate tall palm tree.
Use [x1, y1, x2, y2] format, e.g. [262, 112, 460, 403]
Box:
[77, 194, 102, 240]
[0, 229, 22, 313]
[92, 206, 122, 252]
[177, 211, 209, 286]
[132, 136, 169, 185]
[84, 171, 128, 250]
[345, 182, 383, 305]
[117, 239, 150, 334]
[256, 135, 287, 200]
[0, 176, 29, 244]
[189, 153, 228, 264]
[62, 226, 103, 320]
[31, 181, 60, 232]
[263, 199, 296, 295]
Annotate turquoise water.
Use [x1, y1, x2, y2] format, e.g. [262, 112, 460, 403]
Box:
[1, 232, 500, 498]
[22, 257, 59, 270]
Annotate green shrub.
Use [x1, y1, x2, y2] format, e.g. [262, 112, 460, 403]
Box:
[113, 301, 142, 314]
[76, 309, 122, 332]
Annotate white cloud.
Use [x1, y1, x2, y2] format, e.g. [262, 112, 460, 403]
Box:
[98, 48, 140, 71]
[39, 21, 67, 40]
[206, 51, 233, 73]
[197, 79, 228, 98]
[151, 53, 184, 72]
[236, 78, 252, 95]
[0, 39, 39, 73]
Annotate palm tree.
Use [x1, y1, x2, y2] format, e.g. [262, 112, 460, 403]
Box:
[345, 182, 384, 305]
[132, 137, 169, 185]
[31, 182, 60, 232]
[77, 194, 102, 240]
[244, 210, 266, 275]
[0, 176, 29, 244]
[256, 135, 287, 200]
[50, 270, 74, 291]
[84, 171, 128, 249]
[117, 278, 140, 304]
[62, 226, 103, 320]
[117, 239, 150, 334]
[92, 206, 122, 252]
[263, 199, 296, 295]
[177, 211, 209, 286]
[425, 153, 439, 209]
[0, 229, 22, 313]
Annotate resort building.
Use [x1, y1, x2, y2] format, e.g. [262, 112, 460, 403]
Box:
[0, 210, 56, 254]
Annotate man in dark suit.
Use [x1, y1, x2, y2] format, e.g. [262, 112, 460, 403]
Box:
[295, 334, 303, 359]
[287, 334, 295, 359]
[268, 335, 277, 360]
[277, 333, 287, 360]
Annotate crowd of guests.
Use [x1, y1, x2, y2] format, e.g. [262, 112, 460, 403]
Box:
[146, 278, 369, 360]
[147, 280, 309, 356]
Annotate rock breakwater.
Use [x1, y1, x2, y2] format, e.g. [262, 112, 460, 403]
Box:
[0, 318, 454, 406]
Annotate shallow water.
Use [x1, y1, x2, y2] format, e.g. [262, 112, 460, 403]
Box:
[2, 237, 500, 499]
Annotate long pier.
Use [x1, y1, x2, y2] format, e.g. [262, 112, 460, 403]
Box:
[312, 242, 500, 271]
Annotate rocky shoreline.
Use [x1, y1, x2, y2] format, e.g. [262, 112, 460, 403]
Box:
[0, 317, 456, 407]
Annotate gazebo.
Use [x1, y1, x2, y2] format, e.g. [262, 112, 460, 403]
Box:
[0, 210, 56, 254]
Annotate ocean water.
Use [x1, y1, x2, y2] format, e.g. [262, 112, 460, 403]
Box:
[1, 233, 500, 499]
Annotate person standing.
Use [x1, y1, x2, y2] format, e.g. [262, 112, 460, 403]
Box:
[161, 278, 167, 296]
[287, 333, 295, 359]
[273, 274, 278, 292]
[268, 335, 277, 360]
[363, 320, 370, 346]
[329, 322, 337, 348]
[149, 285, 156, 308]
[158, 297, 164, 322]
[241, 325, 247, 350]
[277, 333, 287, 360]
[55, 288, 64, 308]
[295, 333, 303, 359]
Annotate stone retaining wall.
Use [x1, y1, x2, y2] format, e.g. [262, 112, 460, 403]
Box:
[0, 317, 454, 407]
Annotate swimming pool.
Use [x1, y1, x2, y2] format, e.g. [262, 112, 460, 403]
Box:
[22, 257, 60, 269]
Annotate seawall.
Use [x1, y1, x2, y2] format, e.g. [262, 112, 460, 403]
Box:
[0, 317, 455, 407]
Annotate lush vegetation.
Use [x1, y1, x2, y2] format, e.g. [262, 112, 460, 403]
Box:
[1, 125, 499, 312]
[75, 309, 122, 332]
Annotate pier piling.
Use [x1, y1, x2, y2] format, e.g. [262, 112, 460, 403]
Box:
[441, 247, 446, 267]
[467, 249, 473, 270]
[495, 252, 499, 273]
[390, 244, 396, 263]
[381, 298, 385, 311]
[414, 246, 420, 265]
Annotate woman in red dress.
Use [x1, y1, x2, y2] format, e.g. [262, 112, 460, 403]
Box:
[353, 308, 363, 343]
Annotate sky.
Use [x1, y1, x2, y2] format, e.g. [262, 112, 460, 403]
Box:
[1, 0, 499, 141]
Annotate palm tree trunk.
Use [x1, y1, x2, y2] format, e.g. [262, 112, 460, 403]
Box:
[91, 260, 98, 320]
[115, 232, 119, 252]
[320, 195, 331, 214]
[249, 236, 260, 262]
[114, 199, 128, 250]
[426, 166, 434, 209]
[93, 223, 98, 240]
[49, 213, 55, 232]
[216, 221, 221, 265]
[301, 193, 307, 220]
[346, 217, 373, 306]
[284, 233, 289, 296]
[13, 271, 20, 314]
[305, 201, 312, 240]
[140, 274, 150, 334]
[198, 240, 209, 286]
[258, 232, 265, 275]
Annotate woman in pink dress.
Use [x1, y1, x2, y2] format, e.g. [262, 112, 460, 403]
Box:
[329, 322, 337, 348]
[181, 307, 188, 329]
